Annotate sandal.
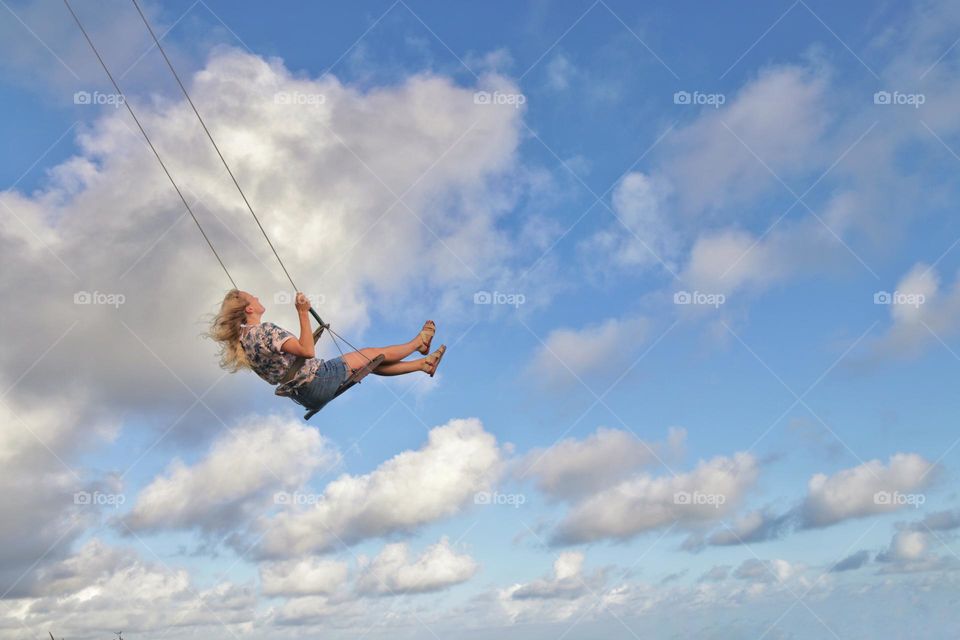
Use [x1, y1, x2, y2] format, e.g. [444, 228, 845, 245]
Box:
[425, 345, 447, 378]
[418, 320, 436, 355]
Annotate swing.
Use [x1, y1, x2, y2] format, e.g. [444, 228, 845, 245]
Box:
[65, 0, 384, 418]
[275, 319, 386, 420]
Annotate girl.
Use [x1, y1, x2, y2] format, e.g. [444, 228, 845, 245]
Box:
[208, 289, 446, 413]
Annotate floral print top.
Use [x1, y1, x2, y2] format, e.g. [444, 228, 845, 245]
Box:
[240, 322, 320, 395]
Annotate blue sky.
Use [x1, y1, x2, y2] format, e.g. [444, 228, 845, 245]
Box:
[3, 0, 960, 638]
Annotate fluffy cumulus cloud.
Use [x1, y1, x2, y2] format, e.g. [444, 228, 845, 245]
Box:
[678, 190, 863, 299]
[871, 263, 960, 358]
[733, 558, 803, 584]
[0, 398, 116, 598]
[552, 452, 759, 545]
[580, 172, 679, 273]
[517, 427, 758, 546]
[527, 314, 650, 389]
[7, 539, 253, 637]
[257, 418, 502, 557]
[873, 510, 960, 574]
[0, 36, 526, 596]
[0, 43, 529, 424]
[875, 529, 956, 574]
[9, 1, 960, 637]
[355, 537, 478, 596]
[259, 557, 350, 598]
[522, 426, 685, 500]
[495, 551, 607, 624]
[591, 35, 960, 304]
[509, 552, 604, 600]
[883, 530, 928, 562]
[124, 414, 339, 534]
[798, 453, 937, 529]
[661, 65, 831, 216]
[0, 36, 527, 618]
[488, 552, 819, 632]
[581, 62, 875, 300]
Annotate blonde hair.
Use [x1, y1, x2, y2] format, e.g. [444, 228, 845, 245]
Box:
[207, 289, 251, 372]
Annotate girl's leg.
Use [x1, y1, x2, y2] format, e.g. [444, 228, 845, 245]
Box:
[343, 336, 420, 369]
[374, 345, 444, 377]
[370, 358, 428, 376]
[340, 322, 435, 372]
[341, 339, 418, 372]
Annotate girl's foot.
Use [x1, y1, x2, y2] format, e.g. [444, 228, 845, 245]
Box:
[423, 345, 447, 377]
[417, 320, 436, 355]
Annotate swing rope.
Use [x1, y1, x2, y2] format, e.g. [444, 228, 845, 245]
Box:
[63, 0, 237, 289]
[67, 0, 374, 366]
[127, 0, 373, 365]
[129, 0, 300, 294]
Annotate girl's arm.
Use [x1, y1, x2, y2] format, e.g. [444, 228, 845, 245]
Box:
[280, 292, 316, 358]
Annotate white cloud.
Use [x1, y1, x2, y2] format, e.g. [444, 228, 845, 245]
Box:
[15, 539, 253, 637]
[522, 426, 685, 500]
[679, 191, 862, 299]
[257, 418, 502, 557]
[0, 398, 114, 597]
[260, 557, 350, 597]
[0, 42, 526, 597]
[125, 414, 338, 534]
[0, 33, 526, 637]
[733, 558, 802, 584]
[580, 172, 679, 273]
[876, 528, 956, 574]
[887, 530, 927, 561]
[356, 537, 478, 596]
[552, 452, 759, 545]
[495, 551, 607, 624]
[545, 53, 576, 91]
[0, 46, 528, 422]
[872, 264, 960, 358]
[799, 453, 936, 528]
[528, 315, 650, 389]
[268, 594, 363, 627]
[508, 551, 603, 600]
[661, 64, 830, 216]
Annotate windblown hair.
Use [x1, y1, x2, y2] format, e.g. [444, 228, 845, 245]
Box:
[207, 289, 251, 372]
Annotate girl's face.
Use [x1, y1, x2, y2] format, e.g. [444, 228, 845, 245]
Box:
[240, 291, 265, 316]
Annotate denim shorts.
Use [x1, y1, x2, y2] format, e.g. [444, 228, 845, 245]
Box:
[288, 356, 349, 412]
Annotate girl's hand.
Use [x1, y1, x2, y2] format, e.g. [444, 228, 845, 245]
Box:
[294, 292, 311, 313]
